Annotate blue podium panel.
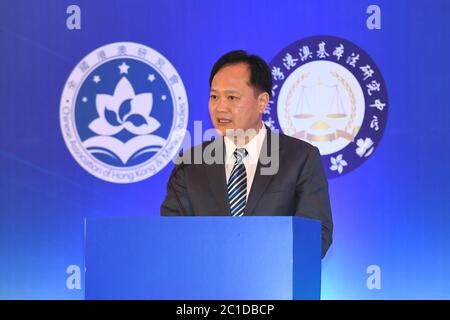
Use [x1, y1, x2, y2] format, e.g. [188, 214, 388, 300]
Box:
[85, 216, 321, 300]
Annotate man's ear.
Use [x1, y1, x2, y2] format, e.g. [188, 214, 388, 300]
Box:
[258, 92, 270, 114]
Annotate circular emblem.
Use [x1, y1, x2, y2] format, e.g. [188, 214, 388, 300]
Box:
[265, 35, 388, 178]
[60, 42, 188, 183]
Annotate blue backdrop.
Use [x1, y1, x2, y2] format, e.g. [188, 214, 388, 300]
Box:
[1, 0, 449, 299]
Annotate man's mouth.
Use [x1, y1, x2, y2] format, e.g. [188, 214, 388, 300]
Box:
[217, 118, 232, 124]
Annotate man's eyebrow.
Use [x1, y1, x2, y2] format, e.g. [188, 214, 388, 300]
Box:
[210, 88, 241, 94]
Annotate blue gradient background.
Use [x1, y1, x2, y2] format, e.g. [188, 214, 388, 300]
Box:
[1, 0, 449, 299]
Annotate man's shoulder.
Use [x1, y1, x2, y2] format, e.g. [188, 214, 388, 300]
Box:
[174, 136, 223, 166]
[274, 130, 316, 153]
[184, 136, 221, 154]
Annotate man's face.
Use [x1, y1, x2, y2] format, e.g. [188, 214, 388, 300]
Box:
[209, 63, 268, 136]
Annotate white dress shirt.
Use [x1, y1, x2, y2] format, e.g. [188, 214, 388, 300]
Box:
[224, 124, 267, 199]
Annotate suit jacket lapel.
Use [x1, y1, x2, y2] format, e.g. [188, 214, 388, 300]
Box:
[205, 137, 230, 215]
[245, 129, 280, 216]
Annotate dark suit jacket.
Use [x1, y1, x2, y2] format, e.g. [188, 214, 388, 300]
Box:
[160, 128, 333, 257]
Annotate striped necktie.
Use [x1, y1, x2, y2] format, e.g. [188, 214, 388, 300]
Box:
[227, 148, 248, 216]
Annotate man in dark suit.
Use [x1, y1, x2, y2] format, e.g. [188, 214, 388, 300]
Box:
[161, 50, 333, 257]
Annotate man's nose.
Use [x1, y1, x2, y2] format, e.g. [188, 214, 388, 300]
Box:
[214, 97, 229, 113]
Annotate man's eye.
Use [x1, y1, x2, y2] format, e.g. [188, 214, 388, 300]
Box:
[210, 95, 217, 100]
[227, 96, 237, 101]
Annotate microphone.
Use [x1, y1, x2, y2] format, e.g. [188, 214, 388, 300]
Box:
[168, 162, 188, 216]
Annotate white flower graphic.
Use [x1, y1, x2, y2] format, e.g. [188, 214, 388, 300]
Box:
[89, 77, 160, 136]
[82, 76, 166, 164]
[330, 154, 347, 174]
[355, 137, 374, 158]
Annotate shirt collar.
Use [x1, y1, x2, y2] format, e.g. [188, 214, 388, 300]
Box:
[224, 123, 267, 164]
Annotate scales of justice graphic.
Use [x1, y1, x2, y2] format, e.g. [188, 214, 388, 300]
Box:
[278, 63, 365, 156]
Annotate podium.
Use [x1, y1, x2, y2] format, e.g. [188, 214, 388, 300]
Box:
[84, 216, 321, 300]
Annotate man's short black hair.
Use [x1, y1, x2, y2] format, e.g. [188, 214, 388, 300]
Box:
[209, 50, 272, 97]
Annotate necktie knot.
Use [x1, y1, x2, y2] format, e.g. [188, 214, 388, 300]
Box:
[233, 148, 248, 164]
